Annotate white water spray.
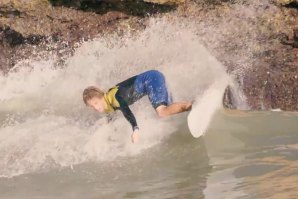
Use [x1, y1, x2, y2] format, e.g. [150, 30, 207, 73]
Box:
[0, 17, 233, 177]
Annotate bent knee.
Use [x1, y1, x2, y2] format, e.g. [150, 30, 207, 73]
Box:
[157, 111, 167, 118]
[156, 106, 168, 118]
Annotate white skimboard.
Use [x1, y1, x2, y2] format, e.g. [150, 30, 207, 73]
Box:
[187, 83, 226, 138]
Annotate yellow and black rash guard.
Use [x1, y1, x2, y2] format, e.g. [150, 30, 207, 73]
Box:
[104, 76, 143, 131]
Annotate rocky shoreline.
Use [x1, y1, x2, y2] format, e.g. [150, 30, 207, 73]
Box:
[0, 0, 297, 110]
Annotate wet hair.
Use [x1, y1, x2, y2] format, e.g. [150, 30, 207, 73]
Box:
[83, 86, 105, 105]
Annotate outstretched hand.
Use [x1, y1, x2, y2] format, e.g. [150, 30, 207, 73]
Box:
[131, 129, 140, 143]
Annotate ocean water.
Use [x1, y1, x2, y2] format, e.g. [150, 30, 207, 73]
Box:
[0, 18, 297, 199]
[0, 110, 297, 199]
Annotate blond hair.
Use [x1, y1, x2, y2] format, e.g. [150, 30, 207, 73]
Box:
[83, 86, 105, 105]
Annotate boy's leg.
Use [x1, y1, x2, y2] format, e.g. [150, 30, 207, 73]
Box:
[142, 70, 192, 117]
[155, 102, 192, 118]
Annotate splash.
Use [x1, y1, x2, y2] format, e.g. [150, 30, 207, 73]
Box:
[0, 17, 234, 177]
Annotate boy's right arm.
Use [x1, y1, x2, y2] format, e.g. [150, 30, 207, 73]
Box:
[115, 94, 140, 143]
[115, 94, 139, 132]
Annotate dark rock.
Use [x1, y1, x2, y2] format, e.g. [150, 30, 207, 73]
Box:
[279, 33, 290, 45]
[49, 0, 176, 16]
[0, 27, 12, 73]
[0, 26, 45, 47]
[293, 29, 298, 47]
[223, 86, 236, 109]
[294, 29, 298, 40]
[284, 1, 298, 9]
[0, 44, 9, 74]
[25, 35, 46, 45]
[1, 26, 24, 47]
[0, 5, 21, 18]
[280, 29, 298, 48]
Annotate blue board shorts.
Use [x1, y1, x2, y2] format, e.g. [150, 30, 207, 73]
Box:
[134, 70, 171, 109]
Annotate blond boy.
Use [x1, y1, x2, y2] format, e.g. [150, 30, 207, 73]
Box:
[83, 70, 192, 143]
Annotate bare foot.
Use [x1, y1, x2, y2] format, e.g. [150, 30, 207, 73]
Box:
[184, 102, 192, 111]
